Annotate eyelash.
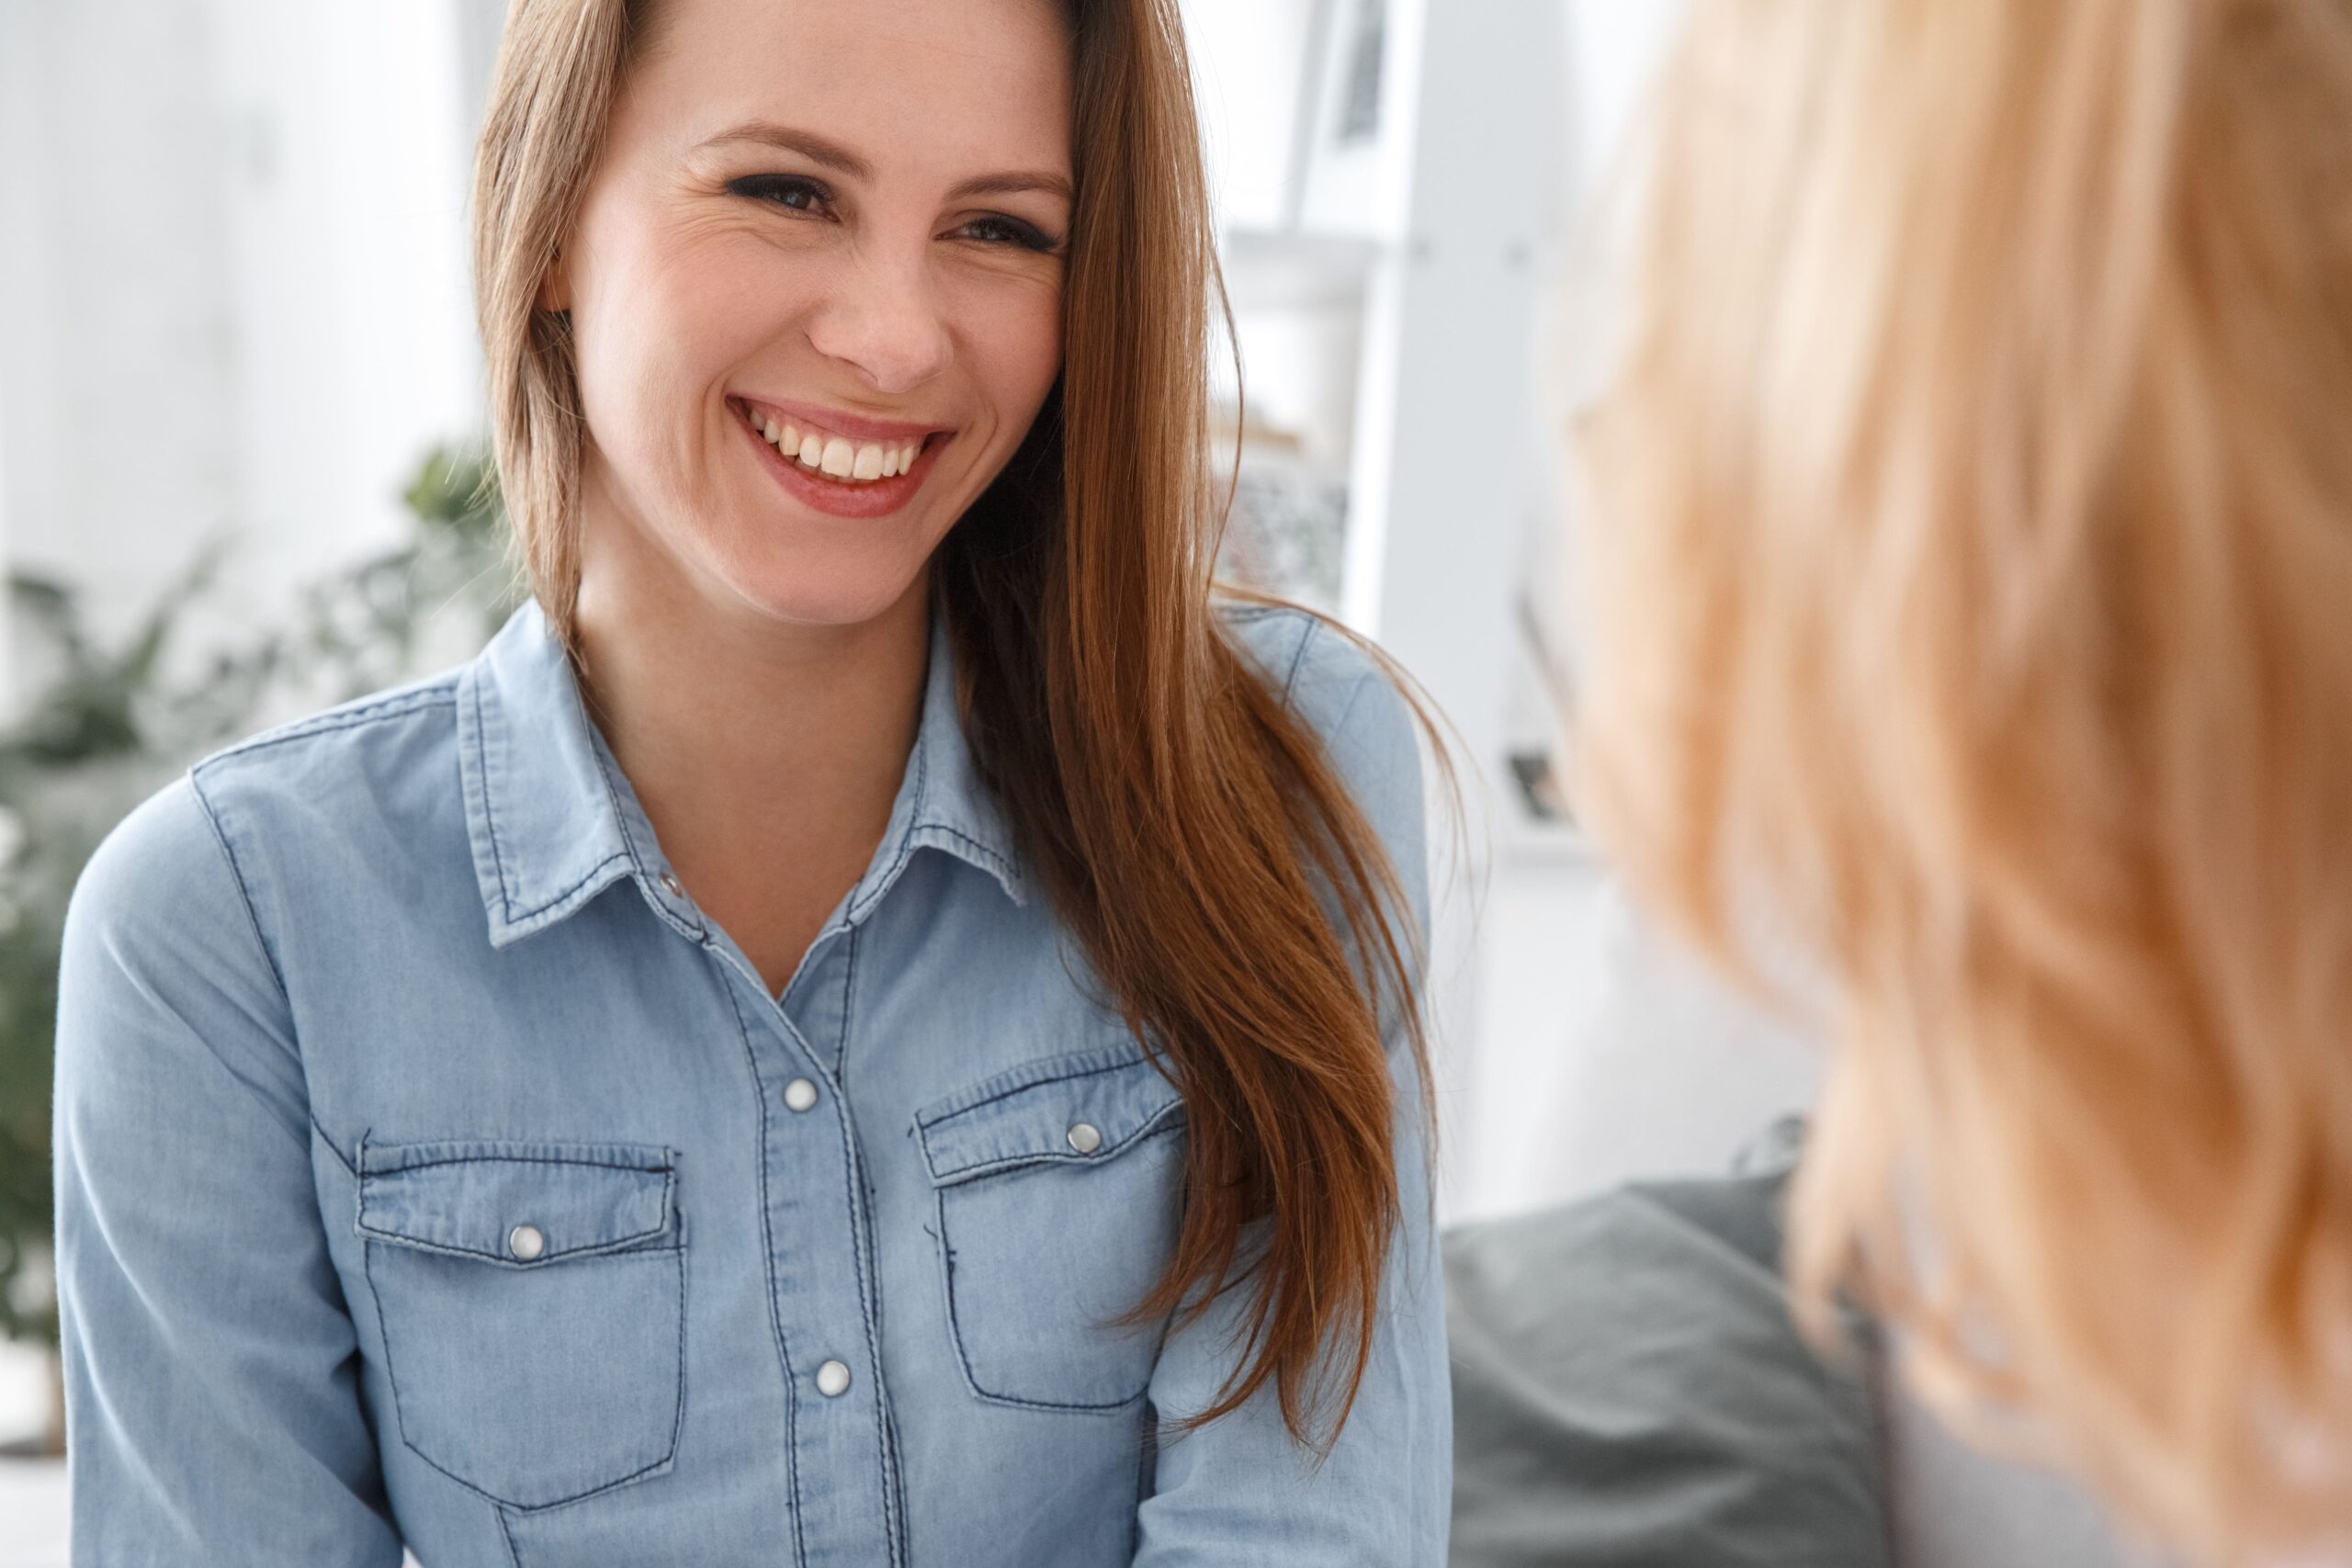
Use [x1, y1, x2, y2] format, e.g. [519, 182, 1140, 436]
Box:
[726, 175, 1060, 254]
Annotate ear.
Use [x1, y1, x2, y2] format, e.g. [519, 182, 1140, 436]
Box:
[537, 244, 572, 314]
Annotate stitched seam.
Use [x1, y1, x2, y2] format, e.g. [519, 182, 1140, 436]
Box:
[466, 678, 518, 922]
[672, 1226, 691, 1488]
[582, 714, 706, 941]
[1279, 614, 1323, 700]
[360, 1149, 673, 1175]
[928, 1056, 1137, 1122]
[496, 1503, 523, 1568]
[760, 978, 900, 1563]
[931, 1180, 1154, 1415]
[914, 1044, 1163, 1126]
[928, 1106, 1185, 1187]
[196, 684, 458, 767]
[310, 1116, 358, 1178]
[171, 772, 325, 1168]
[355, 1127, 373, 1254]
[503, 850, 633, 928]
[827, 1043, 899, 1566]
[874, 1144, 910, 1568]
[910, 823, 1019, 886]
[356, 1153, 674, 1259]
[355, 1229, 680, 1268]
[1131, 1413, 1155, 1551]
[364, 1235, 684, 1511]
[585, 726, 652, 880]
[843, 731, 930, 924]
[837, 925, 861, 1084]
[185, 771, 291, 1004]
[715, 960, 810, 1568]
[662, 1229, 690, 1512]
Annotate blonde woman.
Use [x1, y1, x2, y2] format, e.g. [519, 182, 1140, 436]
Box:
[1576, 0, 2352, 1562]
[50, 0, 1449, 1561]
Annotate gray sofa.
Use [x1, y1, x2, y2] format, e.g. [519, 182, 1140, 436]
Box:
[1442, 1121, 2154, 1567]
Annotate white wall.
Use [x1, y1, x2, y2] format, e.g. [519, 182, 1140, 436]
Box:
[0, 0, 244, 636]
[0, 0, 486, 660]
[208, 0, 482, 603]
[1182, 0, 1320, 233]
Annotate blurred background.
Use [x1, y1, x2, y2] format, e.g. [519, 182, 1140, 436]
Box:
[0, 0, 1825, 1556]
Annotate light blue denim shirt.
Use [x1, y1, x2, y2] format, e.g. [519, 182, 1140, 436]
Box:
[51, 596, 1449, 1567]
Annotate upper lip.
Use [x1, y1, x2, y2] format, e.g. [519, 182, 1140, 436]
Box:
[733, 394, 953, 444]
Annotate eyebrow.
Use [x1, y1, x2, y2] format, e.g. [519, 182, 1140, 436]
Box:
[947, 170, 1072, 203]
[698, 120, 1072, 204]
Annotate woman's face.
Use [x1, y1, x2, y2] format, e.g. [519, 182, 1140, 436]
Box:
[550, 0, 1072, 630]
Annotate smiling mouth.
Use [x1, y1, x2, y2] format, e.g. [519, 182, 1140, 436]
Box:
[730, 398, 939, 487]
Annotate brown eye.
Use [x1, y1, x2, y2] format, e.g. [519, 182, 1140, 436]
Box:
[959, 214, 1057, 254]
[729, 175, 831, 215]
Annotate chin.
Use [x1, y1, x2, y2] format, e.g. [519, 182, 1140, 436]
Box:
[710, 538, 933, 631]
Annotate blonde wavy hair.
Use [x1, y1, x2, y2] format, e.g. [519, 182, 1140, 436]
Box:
[1574, 1, 2352, 1560]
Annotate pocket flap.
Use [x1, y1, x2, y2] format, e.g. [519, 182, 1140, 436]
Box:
[915, 1045, 1185, 1187]
[356, 1138, 676, 1264]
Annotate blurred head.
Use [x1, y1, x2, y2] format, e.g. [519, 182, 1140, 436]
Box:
[1576, 0, 2352, 1557]
[472, 0, 1432, 1450]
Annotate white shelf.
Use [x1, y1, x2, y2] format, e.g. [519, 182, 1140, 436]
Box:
[1220, 225, 1387, 313]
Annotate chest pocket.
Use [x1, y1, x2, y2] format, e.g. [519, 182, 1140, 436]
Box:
[356, 1138, 685, 1510]
[914, 1044, 1189, 1412]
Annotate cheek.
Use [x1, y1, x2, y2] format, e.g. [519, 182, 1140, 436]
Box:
[963, 281, 1066, 427]
[572, 220, 789, 474]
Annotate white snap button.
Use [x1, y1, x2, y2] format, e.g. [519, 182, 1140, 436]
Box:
[659, 871, 684, 897]
[507, 1224, 546, 1262]
[784, 1078, 819, 1112]
[816, 1359, 852, 1398]
[1067, 1122, 1102, 1155]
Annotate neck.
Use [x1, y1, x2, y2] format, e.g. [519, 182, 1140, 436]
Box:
[568, 502, 931, 992]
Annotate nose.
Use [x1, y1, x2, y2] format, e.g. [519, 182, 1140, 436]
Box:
[805, 252, 955, 397]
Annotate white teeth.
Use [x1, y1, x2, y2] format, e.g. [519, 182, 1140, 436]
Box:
[749, 403, 931, 483]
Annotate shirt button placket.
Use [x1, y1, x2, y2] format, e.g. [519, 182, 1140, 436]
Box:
[754, 935, 899, 1563]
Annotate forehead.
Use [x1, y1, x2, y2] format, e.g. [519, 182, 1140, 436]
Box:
[629, 0, 1073, 173]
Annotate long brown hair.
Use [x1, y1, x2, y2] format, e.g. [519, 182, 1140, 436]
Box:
[473, 0, 1433, 1448]
[1576, 0, 2352, 1557]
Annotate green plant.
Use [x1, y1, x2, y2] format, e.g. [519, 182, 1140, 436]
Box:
[0, 444, 515, 1353]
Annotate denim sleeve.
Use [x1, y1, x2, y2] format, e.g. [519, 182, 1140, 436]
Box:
[51, 774, 403, 1565]
[1133, 634, 1453, 1564]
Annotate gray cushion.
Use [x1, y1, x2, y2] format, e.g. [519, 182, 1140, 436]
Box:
[1444, 1132, 1890, 1566]
[1878, 1379, 2150, 1568]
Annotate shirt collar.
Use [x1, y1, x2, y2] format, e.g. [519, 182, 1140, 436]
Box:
[457, 598, 1026, 950]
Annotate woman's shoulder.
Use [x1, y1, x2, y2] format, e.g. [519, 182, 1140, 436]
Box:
[72, 667, 469, 941]
[186, 666, 470, 860]
[189, 666, 466, 804]
[1216, 598, 1429, 895]
[1217, 600, 1415, 750]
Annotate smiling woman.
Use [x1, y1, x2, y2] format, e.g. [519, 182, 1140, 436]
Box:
[522, 0, 1074, 643]
[49, 0, 1451, 1564]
